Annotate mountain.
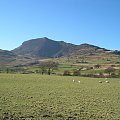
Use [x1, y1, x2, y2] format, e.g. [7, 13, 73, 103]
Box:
[0, 49, 16, 66]
[12, 37, 77, 58]
[0, 37, 119, 67]
[111, 50, 120, 55]
[74, 43, 109, 56]
[12, 37, 109, 58]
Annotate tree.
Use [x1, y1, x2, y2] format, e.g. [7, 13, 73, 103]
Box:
[104, 67, 116, 75]
[63, 70, 71, 76]
[73, 70, 80, 76]
[39, 61, 59, 75]
[94, 64, 101, 69]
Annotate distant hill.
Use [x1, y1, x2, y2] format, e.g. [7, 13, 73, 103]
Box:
[74, 43, 109, 56]
[111, 50, 120, 55]
[12, 37, 109, 58]
[0, 49, 16, 65]
[0, 37, 119, 67]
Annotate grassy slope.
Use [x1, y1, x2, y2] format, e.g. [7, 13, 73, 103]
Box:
[0, 74, 120, 120]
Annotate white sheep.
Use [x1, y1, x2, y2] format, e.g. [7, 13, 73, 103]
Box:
[78, 81, 80, 83]
[105, 81, 109, 83]
[73, 79, 75, 82]
[99, 81, 102, 83]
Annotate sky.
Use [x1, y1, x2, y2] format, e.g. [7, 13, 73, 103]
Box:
[0, 0, 120, 50]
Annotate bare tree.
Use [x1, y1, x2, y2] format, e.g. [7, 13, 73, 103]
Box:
[39, 61, 59, 75]
[104, 67, 116, 75]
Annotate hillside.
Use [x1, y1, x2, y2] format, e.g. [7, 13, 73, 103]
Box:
[12, 37, 109, 58]
[0, 37, 119, 67]
[0, 49, 16, 66]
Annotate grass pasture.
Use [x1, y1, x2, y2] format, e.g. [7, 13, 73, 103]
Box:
[0, 74, 120, 120]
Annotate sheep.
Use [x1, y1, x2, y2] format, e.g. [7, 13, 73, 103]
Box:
[105, 81, 109, 83]
[73, 79, 75, 82]
[99, 81, 102, 83]
[78, 81, 80, 83]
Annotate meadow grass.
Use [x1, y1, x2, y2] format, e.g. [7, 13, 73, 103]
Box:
[0, 73, 120, 120]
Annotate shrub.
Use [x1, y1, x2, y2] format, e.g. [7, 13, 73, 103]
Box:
[111, 72, 117, 77]
[86, 66, 93, 70]
[63, 70, 71, 76]
[94, 64, 101, 69]
[104, 67, 116, 75]
[111, 64, 116, 67]
[73, 70, 80, 76]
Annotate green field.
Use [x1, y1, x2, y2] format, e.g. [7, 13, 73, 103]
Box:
[0, 74, 120, 120]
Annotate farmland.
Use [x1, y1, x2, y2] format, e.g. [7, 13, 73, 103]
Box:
[0, 74, 120, 120]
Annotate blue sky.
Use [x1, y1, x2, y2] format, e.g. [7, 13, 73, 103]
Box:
[0, 0, 120, 50]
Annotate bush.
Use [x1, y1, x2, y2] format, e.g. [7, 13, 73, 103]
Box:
[63, 70, 71, 76]
[86, 66, 93, 70]
[104, 67, 116, 75]
[111, 72, 117, 78]
[94, 64, 101, 69]
[73, 70, 80, 76]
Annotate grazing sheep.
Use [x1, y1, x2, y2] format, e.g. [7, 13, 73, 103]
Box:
[73, 79, 75, 82]
[78, 81, 80, 83]
[106, 81, 109, 83]
[99, 81, 102, 83]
